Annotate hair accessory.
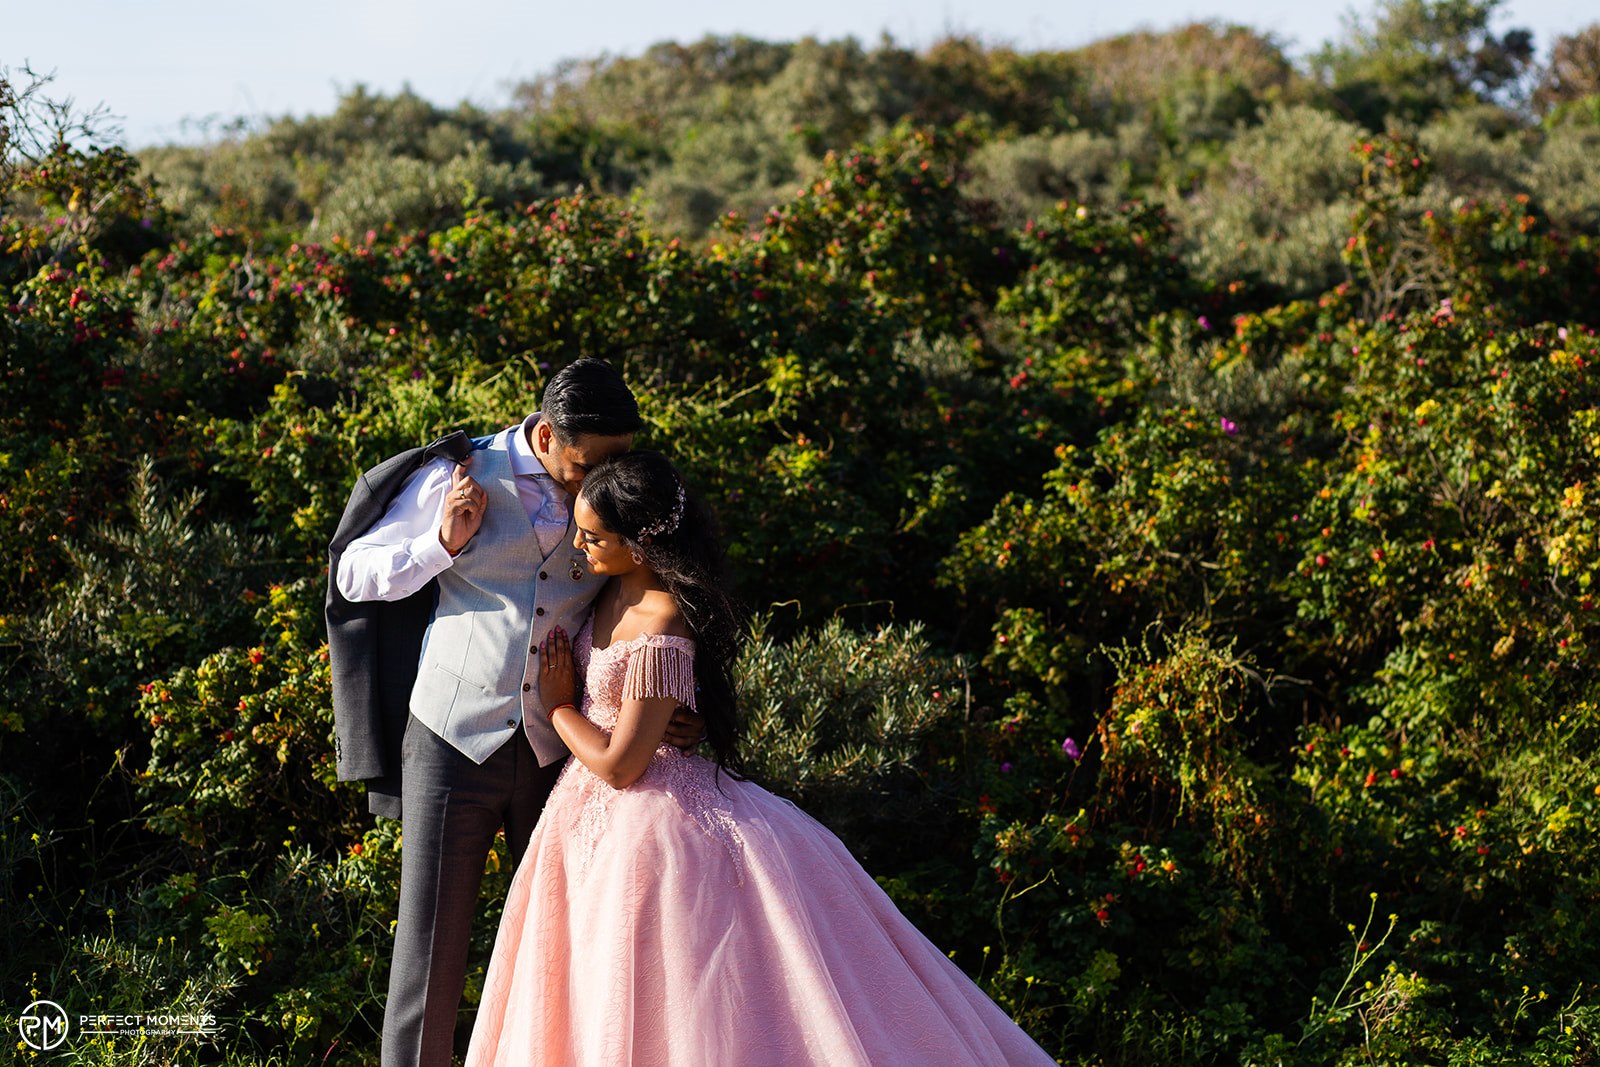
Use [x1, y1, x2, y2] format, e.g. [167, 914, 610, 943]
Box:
[637, 482, 687, 541]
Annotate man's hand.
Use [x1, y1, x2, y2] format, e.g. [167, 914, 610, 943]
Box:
[662, 707, 705, 751]
[439, 459, 486, 556]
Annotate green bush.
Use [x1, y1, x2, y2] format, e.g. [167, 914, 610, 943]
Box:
[737, 617, 969, 873]
[964, 125, 1162, 228]
[1172, 103, 1367, 296]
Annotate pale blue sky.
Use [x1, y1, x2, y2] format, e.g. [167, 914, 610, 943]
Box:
[6, 0, 1590, 148]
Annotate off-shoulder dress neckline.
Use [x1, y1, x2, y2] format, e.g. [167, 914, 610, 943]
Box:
[587, 629, 697, 656]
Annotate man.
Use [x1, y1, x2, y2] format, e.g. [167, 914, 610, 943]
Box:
[334, 359, 694, 1067]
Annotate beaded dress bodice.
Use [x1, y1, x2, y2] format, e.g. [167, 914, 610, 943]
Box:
[556, 620, 745, 883]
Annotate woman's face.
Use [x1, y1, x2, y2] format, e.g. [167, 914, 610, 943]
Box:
[572, 495, 639, 577]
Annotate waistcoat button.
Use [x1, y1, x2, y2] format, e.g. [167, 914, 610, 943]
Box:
[522, 683, 531, 692]
[536, 607, 545, 616]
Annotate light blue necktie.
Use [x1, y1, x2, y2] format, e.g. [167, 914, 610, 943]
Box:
[528, 474, 570, 557]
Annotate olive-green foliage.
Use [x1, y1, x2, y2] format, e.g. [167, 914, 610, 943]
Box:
[24, 459, 265, 730]
[1173, 103, 1369, 296]
[1417, 103, 1531, 204]
[515, 34, 1088, 235]
[143, 87, 543, 239]
[307, 144, 543, 240]
[133, 16, 1600, 259]
[912, 37, 1087, 133]
[737, 617, 968, 873]
[964, 124, 1163, 228]
[1067, 21, 1302, 134]
[1159, 100, 1597, 302]
[1310, 0, 1536, 129]
[1409, 101, 1600, 236]
[1524, 118, 1600, 232]
[636, 113, 797, 234]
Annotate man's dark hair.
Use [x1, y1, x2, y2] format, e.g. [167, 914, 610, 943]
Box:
[541, 358, 641, 441]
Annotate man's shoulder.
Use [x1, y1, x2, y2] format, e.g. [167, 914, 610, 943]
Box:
[357, 431, 473, 482]
[470, 424, 529, 456]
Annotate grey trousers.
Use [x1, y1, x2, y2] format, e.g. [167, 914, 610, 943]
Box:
[380, 714, 565, 1067]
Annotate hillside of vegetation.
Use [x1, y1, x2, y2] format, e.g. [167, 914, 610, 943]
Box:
[4, 2, 1600, 1063]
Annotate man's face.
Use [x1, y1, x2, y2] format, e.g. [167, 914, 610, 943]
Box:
[533, 421, 632, 496]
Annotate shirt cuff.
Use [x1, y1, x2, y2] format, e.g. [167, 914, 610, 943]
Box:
[414, 526, 458, 570]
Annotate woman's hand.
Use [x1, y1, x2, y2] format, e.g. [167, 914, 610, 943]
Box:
[539, 626, 577, 712]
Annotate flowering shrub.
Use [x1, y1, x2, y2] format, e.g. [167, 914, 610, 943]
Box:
[3, 67, 1600, 1064]
[942, 213, 1600, 1059]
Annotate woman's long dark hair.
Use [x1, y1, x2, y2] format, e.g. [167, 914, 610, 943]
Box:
[578, 450, 746, 776]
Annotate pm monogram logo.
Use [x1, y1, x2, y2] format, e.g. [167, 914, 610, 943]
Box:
[19, 999, 69, 1051]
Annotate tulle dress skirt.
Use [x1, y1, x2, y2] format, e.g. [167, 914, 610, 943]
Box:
[464, 631, 1056, 1066]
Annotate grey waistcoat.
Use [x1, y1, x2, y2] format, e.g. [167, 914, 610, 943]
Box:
[409, 428, 606, 765]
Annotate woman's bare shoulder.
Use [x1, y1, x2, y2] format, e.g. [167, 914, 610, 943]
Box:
[615, 588, 691, 642]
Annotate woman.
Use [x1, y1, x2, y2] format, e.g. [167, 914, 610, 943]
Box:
[465, 451, 1056, 1066]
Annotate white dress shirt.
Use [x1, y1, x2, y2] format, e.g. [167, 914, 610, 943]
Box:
[336, 413, 572, 603]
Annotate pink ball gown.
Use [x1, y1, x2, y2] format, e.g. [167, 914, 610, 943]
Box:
[464, 623, 1057, 1066]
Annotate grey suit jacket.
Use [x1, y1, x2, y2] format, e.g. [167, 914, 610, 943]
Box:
[325, 430, 475, 819]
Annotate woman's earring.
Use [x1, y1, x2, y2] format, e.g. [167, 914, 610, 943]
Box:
[630, 550, 644, 565]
